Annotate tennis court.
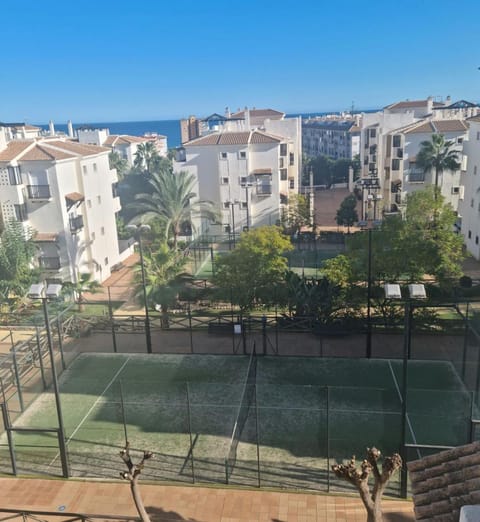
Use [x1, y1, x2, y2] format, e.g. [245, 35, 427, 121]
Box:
[0, 352, 476, 493]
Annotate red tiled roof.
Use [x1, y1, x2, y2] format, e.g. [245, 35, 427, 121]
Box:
[185, 130, 282, 147]
[104, 134, 149, 146]
[20, 144, 76, 161]
[385, 99, 431, 109]
[231, 108, 285, 120]
[65, 192, 84, 202]
[407, 441, 480, 521]
[404, 120, 468, 134]
[0, 141, 33, 161]
[45, 140, 110, 156]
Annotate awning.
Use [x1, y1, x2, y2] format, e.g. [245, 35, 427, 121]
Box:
[65, 192, 85, 210]
[34, 233, 58, 242]
[251, 168, 272, 175]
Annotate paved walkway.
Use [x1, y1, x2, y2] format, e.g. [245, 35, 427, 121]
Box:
[0, 478, 414, 521]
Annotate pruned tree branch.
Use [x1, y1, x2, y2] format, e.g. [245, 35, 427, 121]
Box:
[332, 447, 402, 522]
[119, 441, 154, 522]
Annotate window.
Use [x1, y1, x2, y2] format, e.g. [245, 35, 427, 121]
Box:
[87, 199, 92, 208]
[457, 137, 463, 144]
[280, 168, 288, 180]
[97, 196, 101, 204]
[468, 230, 472, 239]
[289, 153, 294, 166]
[93, 163, 97, 172]
[279, 157, 284, 168]
[101, 226, 105, 235]
[239, 176, 247, 185]
[224, 225, 231, 233]
[14, 203, 27, 222]
[83, 165, 87, 174]
[477, 131, 480, 141]
[289, 178, 295, 189]
[474, 166, 478, 175]
[451, 186, 460, 195]
[223, 202, 230, 209]
[370, 129, 376, 138]
[239, 151, 246, 159]
[393, 135, 401, 147]
[91, 232, 96, 240]
[477, 236, 479, 245]
[221, 177, 229, 184]
[7, 166, 21, 185]
[392, 159, 400, 171]
[409, 168, 425, 182]
[104, 257, 109, 266]
[241, 202, 247, 209]
[220, 152, 227, 159]
[471, 198, 475, 208]
[280, 143, 287, 156]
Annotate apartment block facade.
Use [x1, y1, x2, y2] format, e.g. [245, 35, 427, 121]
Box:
[0, 127, 125, 283]
[302, 117, 361, 159]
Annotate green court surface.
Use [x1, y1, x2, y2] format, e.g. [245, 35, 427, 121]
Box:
[0, 353, 475, 492]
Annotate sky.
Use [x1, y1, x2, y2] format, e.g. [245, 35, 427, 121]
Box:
[1, 0, 479, 123]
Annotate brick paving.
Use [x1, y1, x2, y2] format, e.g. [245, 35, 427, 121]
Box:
[0, 478, 414, 521]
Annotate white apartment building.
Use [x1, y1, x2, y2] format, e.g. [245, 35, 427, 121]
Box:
[0, 127, 125, 284]
[78, 128, 167, 165]
[459, 115, 480, 259]
[302, 116, 361, 159]
[176, 129, 300, 235]
[384, 119, 468, 215]
[176, 108, 302, 236]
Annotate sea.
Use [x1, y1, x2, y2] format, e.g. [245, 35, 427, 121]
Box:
[38, 110, 377, 150]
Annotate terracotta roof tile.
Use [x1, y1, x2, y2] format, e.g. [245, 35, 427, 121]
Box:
[433, 120, 468, 132]
[0, 141, 33, 161]
[44, 140, 110, 156]
[467, 114, 480, 123]
[407, 441, 480, 521]
[231, 108, 285, 119]
[185, 130, 282, 146]
[385, 99, 432, 109]
[20, 144, 75, 161]
[404, 121, 435, 134]
[104, 134, 149, 146]
[65, 192, 84, 202]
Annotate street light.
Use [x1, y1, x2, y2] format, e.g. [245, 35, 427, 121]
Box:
[384, 282, 427, 498]
[227, 201, 240, 247]
[126, 224, 152, 354]
[28, 282, 70, 478]
[241, 183, 253, 231]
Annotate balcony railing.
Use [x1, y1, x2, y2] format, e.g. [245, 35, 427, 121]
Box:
[69, 215, 84, 233]
[27, 185, 51, 199]
[38, 256, 61, 270]
[256, 184, 272, 196]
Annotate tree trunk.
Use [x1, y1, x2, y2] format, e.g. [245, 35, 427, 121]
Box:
[130, 477, 151, 522]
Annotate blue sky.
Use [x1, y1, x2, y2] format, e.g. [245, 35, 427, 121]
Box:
[1, 0, 479, 123]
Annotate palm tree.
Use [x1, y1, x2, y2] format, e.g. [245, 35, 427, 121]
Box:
[416, 134, 461, 199]
[130, 168, 219, 249]
[134, 142, 160, 175]
[63, 272, 101, 311]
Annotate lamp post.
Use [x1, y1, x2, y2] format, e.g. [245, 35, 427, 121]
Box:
[126, 224, 152, 354]
[366, 228, 373, 358]
[28, 283, 70, 478]
[384, 282, 426, 498]
[227, 201, 240, 247]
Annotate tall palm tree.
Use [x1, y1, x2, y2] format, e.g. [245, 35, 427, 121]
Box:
[130, 169, 219, 249]
[134, 142, 159, 175]
[416, 133, 461, 199]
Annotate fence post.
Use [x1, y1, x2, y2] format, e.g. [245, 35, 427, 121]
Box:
[242, 317, 247, 355]
[262, 316, 267, 356]
[462, 302, 470, 381]
[119, 380, 128, 444]
[326, 385, 330, 493]
[255, 383, 261, 487]
[186, 382, 195, 483]
[11, 341, 24, 412]
[108, 287, 118, 353]
[188, 303, 193, 354]
[56, 318, 66, 370]
[35, 326, 47, 390]
[1, 403, 17, 475]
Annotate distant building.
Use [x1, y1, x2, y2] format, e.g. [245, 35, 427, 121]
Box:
[302, 116, 361, 159]
[459, 115, 480, 259]
[0, 126, 127, 283]
[78, 128, 167, 166]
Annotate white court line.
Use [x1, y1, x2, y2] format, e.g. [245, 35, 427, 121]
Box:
[388, 360, 421, 459]
[48, 356, 131, 468]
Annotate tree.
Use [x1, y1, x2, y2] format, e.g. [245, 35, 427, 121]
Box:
[63, 272, 101, 311]
[332, 447, 402, 522]
[0, 222, 38, 308]
[131, 168, 219, 249]
[133, 141, 160, 175]
[416, 133, 461, 198]
[345, 188, 464, 287]
[133, 242, 189, 326]
[214, 226, 293, 312]
[119, 442, 154, 522]
[281, 194, 311, 235]
[109, 151, 129, 181]
[336, 194, 358, 232]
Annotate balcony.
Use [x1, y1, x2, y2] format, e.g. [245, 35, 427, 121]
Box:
[256, 184, 272, 196]
[38, 256, 61, 270]
[27, 185, 51, 200]
[69, 215, 84, 233]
